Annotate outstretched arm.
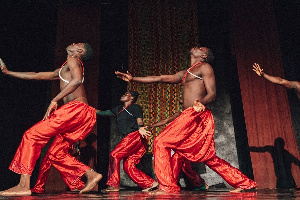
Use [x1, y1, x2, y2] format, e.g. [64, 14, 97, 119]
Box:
[0, 58, 59, 80]
[252, 63, 300, 90]
[115, 70, 184, 84]
[150, 112, 181, 128]
[95, 109, 115, 117]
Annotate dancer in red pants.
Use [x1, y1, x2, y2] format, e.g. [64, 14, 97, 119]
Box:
[97, 91, 158, 192]
[0, 43, 102, 196]
[116, 46, 257, 194]
[150, 111, 208, 190]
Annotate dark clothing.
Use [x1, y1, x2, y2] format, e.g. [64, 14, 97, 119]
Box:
[110, 104, 143, 136]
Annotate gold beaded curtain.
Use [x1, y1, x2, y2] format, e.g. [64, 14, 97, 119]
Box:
[128, 0, 199, 153]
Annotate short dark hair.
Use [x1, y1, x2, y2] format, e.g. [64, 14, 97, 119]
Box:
[204, 48, 214, 64]
[82, 43, 93, 61]
[129, 91, 140, 103]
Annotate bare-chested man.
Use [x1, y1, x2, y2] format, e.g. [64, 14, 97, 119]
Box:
[0, 43, 102, 196]
[253, 63, 300, 100]
[116, 46, 257, 194]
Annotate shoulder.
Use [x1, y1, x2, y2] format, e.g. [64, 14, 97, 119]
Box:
[199, 62, 214, 75]
[131, 104, 142, 109]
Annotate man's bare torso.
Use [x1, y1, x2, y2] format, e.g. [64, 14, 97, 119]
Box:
[180, 64, 209, 110]
[59, 63, 88, 104]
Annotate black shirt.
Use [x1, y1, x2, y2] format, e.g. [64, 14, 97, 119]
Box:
[110, 104, 143, 136]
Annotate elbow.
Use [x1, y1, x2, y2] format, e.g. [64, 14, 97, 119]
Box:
[210, 92, 216, 102]
[72, 79, 82, 87]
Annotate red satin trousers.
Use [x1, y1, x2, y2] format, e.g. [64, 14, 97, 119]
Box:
[107, 131, 155, 189]
[154, 107, 257, 193]
[8, 101, 96, 193]
[172, 153, 206, 188]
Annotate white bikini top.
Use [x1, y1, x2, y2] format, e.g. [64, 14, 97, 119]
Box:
[59, 59, 84, 84]
[187, 69, 203, 80]
[181, 62, 203, 84]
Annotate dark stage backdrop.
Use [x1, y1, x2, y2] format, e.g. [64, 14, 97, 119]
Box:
[230, 0, 300, 188]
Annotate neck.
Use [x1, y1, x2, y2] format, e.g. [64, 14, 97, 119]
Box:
[124, 101, 133, 107]
[190, 58, 203, 66]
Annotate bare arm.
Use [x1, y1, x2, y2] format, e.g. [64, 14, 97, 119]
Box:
[0, 58, 59, 80]
[200, 63, 216, 105]
[150, 112, 181, 128]
[253, 63, 300, 90]
[115, 70, 183, 84]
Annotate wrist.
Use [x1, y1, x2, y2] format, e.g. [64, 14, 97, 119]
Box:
[138, 124, 143, 129]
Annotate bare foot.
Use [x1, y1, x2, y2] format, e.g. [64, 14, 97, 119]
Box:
[142, 181, 159, 192]
[101, 186, 120, 193]
[230, 187, 244, 193]
[0, 185, 31, 196]
[149, 188, 168, 195]
[79, 169, 102, 194]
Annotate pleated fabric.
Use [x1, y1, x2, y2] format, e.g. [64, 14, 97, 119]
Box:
[107, 130, 155, 189]
[154, 107, 257, 193]
[8, 101, 96, 192]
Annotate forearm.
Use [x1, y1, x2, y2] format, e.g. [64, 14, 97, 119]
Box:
[151, 119, 169, 127]
[5, 70, 58, 81]
[201, 92, 216, 105]
[5, 71, 40, 80]
[96, 110, 114, 116]
[132, 74, 181, 84]
[132, 76, 162, 83]
[262, 73, 283, 85]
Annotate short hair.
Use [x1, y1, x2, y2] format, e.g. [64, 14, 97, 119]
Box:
[204, 48, 214, 64]
[82, 43, 93, 61]
[129, 91, 140, 103]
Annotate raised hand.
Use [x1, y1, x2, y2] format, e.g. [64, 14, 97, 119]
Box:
[115, 71, 133, 82]
[0, 58, 8, 74]
[193, 99, 205, 112]
[252, 63, 264, 76]
[43, 101, 58, 120]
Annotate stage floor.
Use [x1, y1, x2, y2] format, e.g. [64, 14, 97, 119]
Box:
[1, 189, 300, 200]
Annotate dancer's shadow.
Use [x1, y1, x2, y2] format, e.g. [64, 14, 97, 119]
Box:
[249, 137, 300, 188]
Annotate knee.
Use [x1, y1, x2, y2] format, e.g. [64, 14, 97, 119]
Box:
[110, 151, 120, 160]
[172, 153, 184, 163]
[123, 159, 134, 173]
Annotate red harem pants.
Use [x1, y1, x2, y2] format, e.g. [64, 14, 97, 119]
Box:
[153, 107, 257, 193]
[172, 153, 206, 188]
[9, 101, 96, 192]
[107, 130, 155, 189]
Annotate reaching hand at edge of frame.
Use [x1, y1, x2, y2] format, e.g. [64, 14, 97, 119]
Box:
[138, 126, 152, 138]
[252, 63, 264, 76]
[115, 71, 133, 82]
[43, 101, 58, 120]
[0, 58, 9, 75]
[193, 99, 206, 112]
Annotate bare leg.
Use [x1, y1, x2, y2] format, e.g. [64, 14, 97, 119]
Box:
[0, 174, 31, 196]
[79, 169, 102, 194]
[101, 186, 120, 193]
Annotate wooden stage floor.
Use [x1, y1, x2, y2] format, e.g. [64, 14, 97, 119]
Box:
[1, 188, 300, 200]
